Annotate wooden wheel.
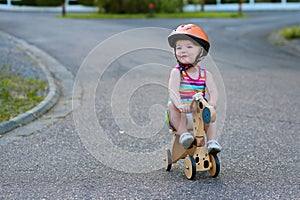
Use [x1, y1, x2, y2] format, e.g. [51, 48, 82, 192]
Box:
[184, 155, 196, 180]
[208, 154, 220, 178]
[163, 149, 172, 171]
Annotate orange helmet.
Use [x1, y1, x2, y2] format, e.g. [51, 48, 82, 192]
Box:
[168, 24, 210, 54]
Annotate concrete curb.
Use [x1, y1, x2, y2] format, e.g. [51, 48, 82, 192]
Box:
[0, 31, 60, 134]
[0, 31, 82, 138]
[268, 30, 300, 57]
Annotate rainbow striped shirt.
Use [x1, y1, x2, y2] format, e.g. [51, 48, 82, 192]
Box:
[169, 66, 206, 105]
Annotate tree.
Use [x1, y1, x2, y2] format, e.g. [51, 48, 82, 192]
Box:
[95, 0, 184, 14]
[77, 0, 94, 6]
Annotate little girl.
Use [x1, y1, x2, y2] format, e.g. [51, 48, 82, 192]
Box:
[167, 24, 221, 153]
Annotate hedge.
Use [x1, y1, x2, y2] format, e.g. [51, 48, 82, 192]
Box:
[77, 0, 94, 6]
[12, 0, 63, 6]
[98, 0, 184, 14]
[10, 0, 184, 12]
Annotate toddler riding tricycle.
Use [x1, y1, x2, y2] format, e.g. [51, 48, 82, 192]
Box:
[163, 93, 220, 180]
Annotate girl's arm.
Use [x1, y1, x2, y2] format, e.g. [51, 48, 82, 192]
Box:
[168, 68, 182, 109]
[206, 70, 218, 108]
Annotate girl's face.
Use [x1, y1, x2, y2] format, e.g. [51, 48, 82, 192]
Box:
[175, 40, 202, 64]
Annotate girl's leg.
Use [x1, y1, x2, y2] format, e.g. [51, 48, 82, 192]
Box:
[168, 103, 194, 150]
[168, 102, 188, 134]
[205, 122, 217, 141]
[205, 122, 222, 153]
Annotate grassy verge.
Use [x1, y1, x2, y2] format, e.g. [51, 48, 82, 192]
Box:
[280, 26, 300, 40]
[0, 64, 47, 122]
[58, 11, 247, 19]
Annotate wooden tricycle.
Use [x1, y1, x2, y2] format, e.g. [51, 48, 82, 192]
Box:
[163, 93, 220, 180]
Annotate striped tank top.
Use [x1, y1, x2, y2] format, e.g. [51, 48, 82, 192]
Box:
[168, 65, 206, 105]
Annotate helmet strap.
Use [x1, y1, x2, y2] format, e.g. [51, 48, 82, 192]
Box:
[175, 47, 204, 72]
[177, 60, 194, 72]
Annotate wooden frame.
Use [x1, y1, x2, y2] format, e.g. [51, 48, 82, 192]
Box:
[164, 95, 220, 179]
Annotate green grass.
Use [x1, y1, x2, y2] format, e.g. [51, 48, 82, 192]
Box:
[57, 11, 247, 19]
[0, 64, 47, 122]
[280, 26, 300, 40]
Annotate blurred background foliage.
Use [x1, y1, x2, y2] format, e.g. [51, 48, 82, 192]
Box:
[6, 0, 298, 9]
[96, 0, 184, 14]
[9, 0, 185, 13]
[11, 0, 63, 6]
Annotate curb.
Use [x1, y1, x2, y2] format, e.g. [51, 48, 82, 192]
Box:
[268, 30, 300, 57]
[0, 31, 59, 135]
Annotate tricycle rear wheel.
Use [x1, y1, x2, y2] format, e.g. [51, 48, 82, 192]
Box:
[163, 149, 172, 171]
[208, 153, 220, 178]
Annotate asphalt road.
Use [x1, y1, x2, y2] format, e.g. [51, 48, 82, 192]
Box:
[0, 11, 299, 199]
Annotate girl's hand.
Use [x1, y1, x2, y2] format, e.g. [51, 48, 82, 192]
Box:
[178, 104, 191, 113]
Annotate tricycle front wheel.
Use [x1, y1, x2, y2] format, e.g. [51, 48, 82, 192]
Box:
[184, 155, 196, 180]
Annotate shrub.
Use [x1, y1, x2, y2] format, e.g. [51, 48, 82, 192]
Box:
[159, 0, 184, 13]
[280, 26, 300, 40]
[97, 0, 184, 14]
[12, 0, 36, 6]
[35, 0, 63, 6]
[12, 0, 63, 6]
[77, 0, 94, 6]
